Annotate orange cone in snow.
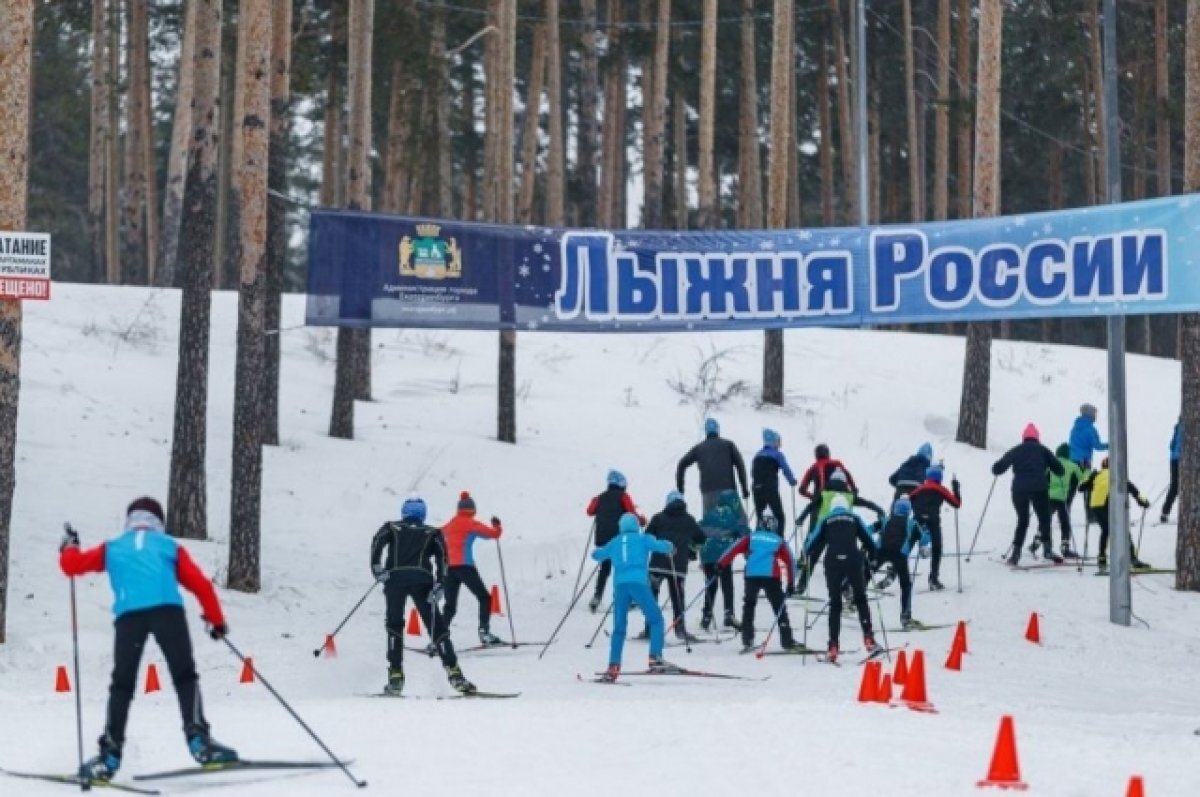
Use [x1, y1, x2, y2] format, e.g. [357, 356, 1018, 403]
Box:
[55, 666, 71, 693]
[239, 657, 255, 684]
[857, 660, 881, 703]
[1024, 612, 1041, 644]
[899, 650, 936, 712]
[321, 634, 337, 658]
[946, 636, 964, 671]
[490, 585, 504, 616]
[406, 607, 422, 637]
[875, 673, 893, 703]
[1126, 776, 1145, 797]
[144, 663, 161, 693]
[893, 649, 909, 686]
[976, 715, 1027, 790]
[954, 620, 969, 653]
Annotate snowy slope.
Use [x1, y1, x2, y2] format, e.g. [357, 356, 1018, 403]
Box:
[0, 283, 1197, 796]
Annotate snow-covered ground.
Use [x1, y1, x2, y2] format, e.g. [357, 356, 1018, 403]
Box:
[1, 283, 1196, 795]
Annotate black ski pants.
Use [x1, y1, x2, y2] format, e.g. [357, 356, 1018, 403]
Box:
[1164, 460, 1180, 517]
[752, 487, 786, 530]
[872, 548, 912, 618]
[648, 571, 687, 631]
[1050, 499, 1073, 546]
[385, 578, 458, 670]
[824, 554, 874, 647]
[741, 576, 794, 648]
[916, 514, 944, 582]
[1090, 507, 1138, 563]
[701, 562, 735, 616]
[105, 605, 206, 749]
[1010, 488, 1053, 552]
[593, 560, 613, 601]
[442, 565, 492, 631]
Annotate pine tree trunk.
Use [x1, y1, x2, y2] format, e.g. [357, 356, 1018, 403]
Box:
[673, 83, 687, 230]
[641, 0, 670, 228]
[788, 54, 802, 228]
[262, 0, 291, 448]
[818, 34, 834, 226]
[598, 0, 624, 229]
[0, 0, 32, 644]
[214, 2, 238, 289]
[576, 0, 598, 226]
[1081, 56, 1097, 205]
[89, 0, 109, 282]
[432, 0, 452, 217]
[903, 0, 923, 221]
[738, 0, 763, 230]
[1157, 0, 1172, 196]
[869, 60, 881, 221]
[122, 0, 151, 285]
[157, 0, 197, 288]
[955, 0, 1002, 449]
[545, 0, 564, 226]
[697, 0, 717, 228]
[955, 0, 972, 219]
[762, 0, 792, 407]
[497, 0, 517, 444]
[828, 0, 856, 222]
[517, 24, 545, 225]
[105, 0, 120, 284]
[933, 0, 951, 221]
[143, 34, 159, 287]
[227, 0, 272, 594]
[383, 62, 410, 215]
[1088, 4, 1107, 194]
[168, 0, 223, 541]
[1177, 0, 1200, 591]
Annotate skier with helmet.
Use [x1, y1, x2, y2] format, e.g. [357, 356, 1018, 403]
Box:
[439, 491, 504, 645]
[905, 465, 962, 591]
[371, 496, 475, 696]
[992, 424, 1065, 567]
[888, 443, 934, 501]
[585, 470, 646, 612]
[751, 428, 798, 529]
[675, 418, 750, 512]
[1069, 403, 1108, 470]
[716, 509, 800, 653]
[804, 495, 881, 663]
[870, 495, 926, 629]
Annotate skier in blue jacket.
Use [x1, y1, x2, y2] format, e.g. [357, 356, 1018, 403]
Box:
[1068, 403, 1108, 469]
[1162, 418, 1181, 523]
[750, 428, 798, 530]
[593, 513, 677, 681]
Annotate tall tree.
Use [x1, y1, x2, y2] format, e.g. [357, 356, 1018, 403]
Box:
[432, 0, 453, 218]
[738, 0, 764, 230]
[517, 24, 546, 225]
[903, 0, 923, 221]
[575, 0, 599, 226]
[497, 0, 517, 444]
[763, 0, 792, 407]
[818, 32, 835, 225]
[167, 0, 223, 540]
[598, 0, 625, 228]
[955, 0, 972, 219]
[545, 0, 564, 226]
[227, 0, 272, 594]
[1157, 0, 1172, 197]
[955, 0, 1001, 449]
[673, 81, 687, 229]
[828, 0, 856, 222]
[1177, 0, 1200, 591]
[933, 0, 951, 220]
[122, 0, 151, 284]
[104, 0, 120, 285]
[0, 0, 32, 643]
[643, 0, 671, 228]
[158, 0, 199, 287]
[697, 0, 717, 228]
[262, 0, 291, 447]
[88, 0, 109, 281]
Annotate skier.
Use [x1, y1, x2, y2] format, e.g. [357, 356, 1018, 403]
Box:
[371, 496, 475, 696]
[675, 417, 750, 511]
[59, 497, 237, 782]
[439, 491, 504, 645]
[1035, 443, 1085, 559]
[593, 513, 677, 682]
[804, 496, 880, 663]
[585, 470, 645, 612]
[797, 468, 884, 593]
[715, 510, 799, 653]
[798, 444, 859, 525]
[906, 465, 962, 591]
[750, 428, 798, 528]
[1081, 458, 1152, 571]
[991, 424, 1064, 567]
[1162, 418, 1181, 524]
[698, 489, 750, 633]
[870, 495, 926, 629]
[888, 443, 934, 501]
[1068, 403, 1108, 470]
[644, 490, 706, 642]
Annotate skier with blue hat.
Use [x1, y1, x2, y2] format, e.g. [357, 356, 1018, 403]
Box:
[585, 470, 645, 612]
[643, 491, 706, 642]
[676, 418, 749, 513]
[751, 428, 798, 530]
[889, 442, 934, 501]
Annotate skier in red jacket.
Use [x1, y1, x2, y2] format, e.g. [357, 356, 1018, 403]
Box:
[440, 491, 504, 645]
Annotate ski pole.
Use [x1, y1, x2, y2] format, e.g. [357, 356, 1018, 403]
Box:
[584, 601, 613, 649]
[1079, 514, 1092, 574]
[1136, 507, 1148, 558]
[754, 584, 791, 659]
[872, 592, 891, 664]
[495, 540, 518, 649]
[965, 476, 998, 562]
[569, 521, 596, 600]
[954, 501, 963, 594]
[666, 556, 691, 654]
[64, 529, 86, 793]
[221, 637, 366, 789]
[312, 579, 379, 657]
[538, 563, 599, 661]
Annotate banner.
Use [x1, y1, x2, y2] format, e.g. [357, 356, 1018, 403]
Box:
[306, 194, 1196, 332]
[0, 232, 51, 301]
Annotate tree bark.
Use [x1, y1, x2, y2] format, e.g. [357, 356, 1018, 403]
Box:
[383, 62, 411, 215]
[955, 0, 972, 219]
[227, 0, 272, 594]
[763, 0, 793, 408]
[105, 0, 121, 285]
[642, 0, 671, 229]
[157, 0, 198, 288]
[933, 0, 951, 221]
[89, 0, 109, 282]
[143, 22, 159, 287]
[497, 0, 517, 444]
[738, 0, 763, 230]
[0, 0, 32, 643]
[262, 0, 291, 447]
[545, 0, 564, 226]
[1156, 0, 1171, 196]
[697, 0, 718, 228]
[955, 0, 1002, 449]
[1088, 3, 1107, 194]
[168, 0, 223, 540]
[598, 0, 624, 228]
[903, 0, 923, 221]
[1081, 55, 1097, 205]
[122, 0, 151, 285]
[432, 0, 452, 218]
[818, 33, 834, 226]
[828, 0, 856, 222]
[673, 82, 687, 230]
[517, 24, 546, 225]
[1177, 0, 1200, 591]
[575, 0, 599, 226]
[214, 1, 238, 290]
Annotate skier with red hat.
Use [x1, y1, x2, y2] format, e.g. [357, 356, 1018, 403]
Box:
[992, 424, 1065, 566]
[440, 491, 504, 645]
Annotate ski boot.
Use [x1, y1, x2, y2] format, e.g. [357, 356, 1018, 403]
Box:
[422, 642, 437, 657]
[1160, 513, 1170, 525]
[723, 611, 742, 632]
[928, 577, 945, 592]
[648, 655, 683, 674]
[1042, 541, 1064, 564]
[675, 627, 699, 644]
[79, 735, 122, 782]
[445, 664, 477, 695]
[1096, 556, 1108, 575]
[1028, 537, 1041, 557]
[382, 668, 405, 697]
[186, 727, 239, 766]
[874, 565, 896, 591]
[588, 594, 601, 613]
[1060, 543, 1081, 560]
[478, 628, 504, 646]
[1132, 558, 1152, 571]
[900, 612, 916, 631]
[864, 634, 879, 656]
[633, 628, 650, 640]
[699, 609, 714, 631]
[599, 664, 620, 683]
[1006, 550, 1021, 567]
[825, 643, 839, 664]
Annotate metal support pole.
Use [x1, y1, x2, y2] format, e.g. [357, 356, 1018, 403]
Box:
[1102, 0, 1130, 627]
[855, 0, 869, 228]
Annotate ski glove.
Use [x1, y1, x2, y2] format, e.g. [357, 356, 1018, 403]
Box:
[372, 564, 389, 583]
[491, 516, 502, 528]
[60, 524, 80, 553]
[430, 583, 445, 603]
[741, 490, 750, 500]
[1137, 496, 1150, 509]
[207, 622, 228, 641]
[951, 478, 961, 494]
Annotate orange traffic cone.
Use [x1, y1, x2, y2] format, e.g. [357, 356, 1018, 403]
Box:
[1126, 775, 1145, 797]
[55, 665, 71, 693]
[875, 673, 893, 703]
[893, 649, 909, 686]
[144, 663, 161, 693]
[489, 585, 504, 616]
[857, 660, 881, 703]
[954, 620, 970, 654]
[946, 636, 964, 671]
[321, 634, 337, 658]
[1024, 612, 1041, 644]
[900, 650, 936, 712]
[239, 657, 255, 684]
[976, 715, 1027, 790]
[406, 607, 422, 637]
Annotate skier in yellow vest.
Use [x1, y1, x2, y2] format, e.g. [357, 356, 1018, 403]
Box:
[1080, 458, 1152, 572]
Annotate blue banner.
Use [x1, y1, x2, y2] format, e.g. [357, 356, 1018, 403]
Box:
[306, 194, 1196, 331]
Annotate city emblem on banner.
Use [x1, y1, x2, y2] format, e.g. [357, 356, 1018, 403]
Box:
[399, 223, 462, 280]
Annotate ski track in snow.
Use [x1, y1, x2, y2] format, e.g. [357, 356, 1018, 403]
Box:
[1, 284, 1197, 795]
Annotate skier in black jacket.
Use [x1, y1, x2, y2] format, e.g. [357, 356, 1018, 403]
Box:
[751, 428, 798, 528]
[676, 418, 749, 512]
[804, 496, 880, 663]
[991, 424, 1064, 567]
[643, 491, 707, 642]
[371, 497, 475, 696]
[585, 470, 645, 611]
[889, 443, 933, 501]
